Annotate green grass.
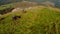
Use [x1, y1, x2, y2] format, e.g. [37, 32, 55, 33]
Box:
[0, 4, 12, 10]
[0, 7, 60, 34]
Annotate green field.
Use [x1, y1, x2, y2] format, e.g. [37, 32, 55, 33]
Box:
[0, 7, 60, 34]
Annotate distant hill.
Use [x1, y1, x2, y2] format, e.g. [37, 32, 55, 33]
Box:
[0, 0, 60, 8]
[27, 0, 60, 8]
[0, 0, 22, 5]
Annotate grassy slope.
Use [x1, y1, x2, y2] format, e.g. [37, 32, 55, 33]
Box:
[0, 6, 60, 34]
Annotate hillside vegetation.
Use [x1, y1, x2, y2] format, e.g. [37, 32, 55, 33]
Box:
[0, 1, 38, 15]
[0, 6, 60, 34]
[0, 1, 38, 10]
